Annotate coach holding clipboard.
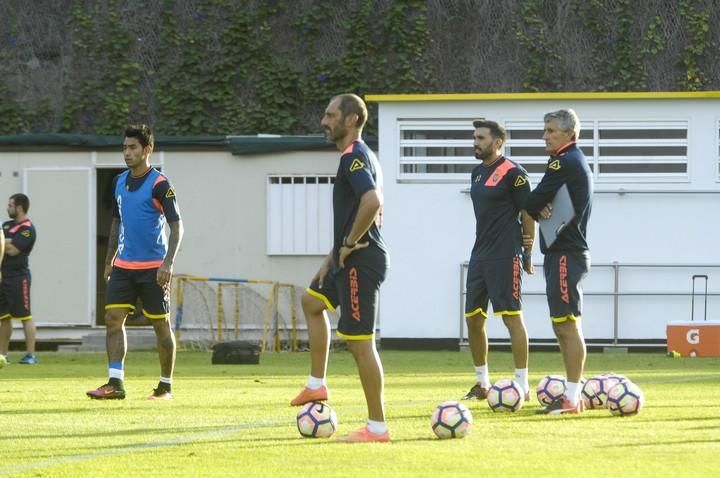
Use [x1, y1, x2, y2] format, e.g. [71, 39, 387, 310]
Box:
[524, 109, 594, 415]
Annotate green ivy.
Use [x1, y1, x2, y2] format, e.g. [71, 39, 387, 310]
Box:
[678, 0, 711, 91]
[576, 0, 650, 91]
[0, 18, 53, 134]
[13, 2, 714, 136]
[0, 82, 27, 134]
[513, 0, 564, 92]
[62, 0, 142, 134]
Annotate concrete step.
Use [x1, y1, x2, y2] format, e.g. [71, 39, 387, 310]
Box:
[78, 329, 157, 351]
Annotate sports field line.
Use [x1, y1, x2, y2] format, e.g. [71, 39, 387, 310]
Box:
[0, 419, 287, 476]
[0, 400, 379, 476]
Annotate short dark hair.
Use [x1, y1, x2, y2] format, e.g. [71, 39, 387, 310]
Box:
[472, 120, 506, 142]
[333, 94, 368, 129]
[124, 124, 154, 149]
[10, 193, 29, 213]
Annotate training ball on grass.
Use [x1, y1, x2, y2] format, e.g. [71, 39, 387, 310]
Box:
[582, 375, 616, 409]
[487, 379, 524, 413]
[536, 375, 566, 406]
[607, 381, 644, 417]
[296, 401, 337, 438]
[431, 401, 473, 439]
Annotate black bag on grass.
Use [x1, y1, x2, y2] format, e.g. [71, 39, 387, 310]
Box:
[211, 341, 261, 364]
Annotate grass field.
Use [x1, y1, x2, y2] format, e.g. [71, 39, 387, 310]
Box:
[0, 349, 718, 477]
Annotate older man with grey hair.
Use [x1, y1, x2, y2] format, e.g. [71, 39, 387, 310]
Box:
[524, 109, 594, 415]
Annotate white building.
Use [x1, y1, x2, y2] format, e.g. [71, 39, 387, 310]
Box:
[1, 91, 719, 350]
[0, 135, 341, 344]
[367, 91, 720, 349]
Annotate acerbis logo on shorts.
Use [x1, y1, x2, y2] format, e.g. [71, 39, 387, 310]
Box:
[22, 278, 29, 310]
[559, 255, 569, 304]
[512, 256, 520, 300]
[349, 267, 361, 321]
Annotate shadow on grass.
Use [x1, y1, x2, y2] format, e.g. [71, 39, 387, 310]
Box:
[597, 438, 720, 448]
[0, 422, 291, 442]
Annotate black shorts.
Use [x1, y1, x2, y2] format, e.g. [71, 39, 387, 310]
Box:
[307, 261, 387, 340]
[543, 251, 590, 322]
[106, 267, 169, 319]
[0, 273, 32, 320]
[465, 256, 522, 318]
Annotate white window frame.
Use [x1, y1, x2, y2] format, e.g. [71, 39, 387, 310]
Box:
[266, 174, 334, 256]
[397, 118, 689, 184]
[594, 120, 689, 183]
[717, 119, 720, 182]
[398, 119, 476, 183]
[504, 120, 595, 181]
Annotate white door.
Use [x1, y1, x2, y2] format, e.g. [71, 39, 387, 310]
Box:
[24, 168, 94, 326]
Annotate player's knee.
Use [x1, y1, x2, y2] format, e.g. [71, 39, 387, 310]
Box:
[502, 314, 523, 329]
[151, 317, 171, 333]
[346, 339, 374, 358]
[301, 292, 326, 316]
[465, 314, 486, 329]
[552, 319, 577, 338]
[104, 310, 127, 329]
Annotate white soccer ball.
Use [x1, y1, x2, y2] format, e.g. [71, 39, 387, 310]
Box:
[607, 381, 644, 417]
[431, 401, 473, 439]
[296, 401, 337, 438]
[487, 379, 524, 412]
[536, 375, 566, 406]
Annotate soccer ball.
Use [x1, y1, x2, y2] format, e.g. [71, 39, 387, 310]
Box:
[431, 401, 473, 439]
[601, 371, 628, 382]
[607, 381, 644, 417]
[487, 379, 524, 413]
[603, 373, 628, 389]
[296, 401, 337, 438]
[581, 376, 611, 409]
[536, 375, 566, 406]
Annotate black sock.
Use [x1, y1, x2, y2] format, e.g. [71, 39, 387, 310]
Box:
[109, 377, 124, 389]
[157, 381, 171, 393]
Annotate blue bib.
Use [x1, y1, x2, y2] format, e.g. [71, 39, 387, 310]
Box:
[114, 169, 168, 268]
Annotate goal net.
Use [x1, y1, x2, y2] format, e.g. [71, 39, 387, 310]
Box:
[173, 276, 303, 352]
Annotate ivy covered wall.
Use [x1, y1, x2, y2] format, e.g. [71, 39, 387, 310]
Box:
[0, 0, 717, 136]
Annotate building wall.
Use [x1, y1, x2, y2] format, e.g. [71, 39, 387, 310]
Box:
[162, 150, 338, 285]
[374, 96, 720, 343]
[0, 148, 339, 332]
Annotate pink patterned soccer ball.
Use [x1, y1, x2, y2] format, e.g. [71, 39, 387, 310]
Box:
[581, 376, 611, 409]
[607, 381, 644, 416]
[296, 401, 337, 438]
[487, 379, 524, 413]
[431, 401, 474, 439]
[536, 375, 566, 406]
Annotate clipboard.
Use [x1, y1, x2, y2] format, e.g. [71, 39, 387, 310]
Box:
[538, 184, 575, 247]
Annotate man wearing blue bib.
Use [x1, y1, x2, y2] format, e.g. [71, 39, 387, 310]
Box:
[87, 124, 184, 401]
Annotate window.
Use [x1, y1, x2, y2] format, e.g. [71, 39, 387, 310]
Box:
[595, 121, 687, 178]
[398, 119, 688, 183]
[505, 121, 594, 175]
[267, 175, 334, 255]
[398, 120, 477, 182]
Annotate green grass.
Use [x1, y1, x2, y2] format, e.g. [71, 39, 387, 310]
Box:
[0, 350, 718, 477]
